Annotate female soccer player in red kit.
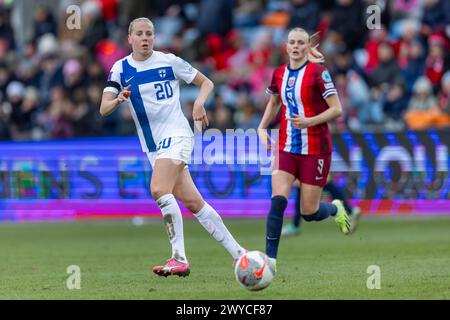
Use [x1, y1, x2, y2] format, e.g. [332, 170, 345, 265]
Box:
[258, 28, 351, 269]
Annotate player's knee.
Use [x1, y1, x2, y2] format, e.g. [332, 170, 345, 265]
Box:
[183, 198, 203, 213]
[150, 186, 171, 201]
[301, 203, 318, 216]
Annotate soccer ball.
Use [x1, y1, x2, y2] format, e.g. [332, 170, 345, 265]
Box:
[234, 251, 274, 291]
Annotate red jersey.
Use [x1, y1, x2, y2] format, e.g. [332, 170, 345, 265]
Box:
[266, 61, 336, 155]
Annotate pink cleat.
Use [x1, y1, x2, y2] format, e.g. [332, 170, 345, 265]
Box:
[152, 258, 190, 277]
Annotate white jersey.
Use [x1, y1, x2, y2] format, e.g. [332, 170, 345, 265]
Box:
[104, 51, 197, 152]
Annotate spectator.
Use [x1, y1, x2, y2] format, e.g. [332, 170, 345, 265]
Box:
[425, 34, 447, 92]
[362, 26, 389, 74]
[86, 61, 107, 87]
[118, 0, 151, 29]
[401, 39, 425, 97]
[329, 0, 366, 51]
[393, 19, 420, 70]
[391, 0, 422, 20]
[36, 53, 63, 110]
[32, 5, 57, 41]
[234, 0, 265, 28]
[247, 30, 276, 104]
[421, 0, 447, 37]
[210, 94, 235, 132]
[261, 0, 290, 28]
[339, 68, 372, 131]
[0, 61, 13, 97]
[6, 81, 26, 139]
[234, 94, 261, 130]
[0, 6, 15, 51]
[221, 30, 251, 85]
[97, 0, 119, 37]
[197, 0, 234, 37]
[62, 59, 86, 99]
[71, 84, 104, 137]
[434, 71, 450, 128]
[80, 0, 108, 53]
[46, 86, 75, 139]
[383, 81, 408, 128]
[404, 76, 438, 130]
[370, 42, 403, 87]
[13, 86, 39, 139]
[0, 89, 11, 139]
[16, 54, 40, 88]
[287, 0, 320, 33]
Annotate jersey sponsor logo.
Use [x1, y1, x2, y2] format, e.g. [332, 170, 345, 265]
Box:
[159, 69, 166, 79]
[287, 76, 296, 87]
[321, 70, 332, 83]
[324, 82, 334, 89]
[315, 176, 323, 180]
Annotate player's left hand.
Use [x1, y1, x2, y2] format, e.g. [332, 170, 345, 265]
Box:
[286, 114, 315, 129]
[193, 103, 209, 131]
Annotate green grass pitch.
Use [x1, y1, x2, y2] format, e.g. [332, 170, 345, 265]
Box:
[0, 216, 449, 299]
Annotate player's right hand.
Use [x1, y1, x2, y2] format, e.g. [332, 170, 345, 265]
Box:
[193, 102, 209, 131]
[257, 129, 275, 150]
[118, 85, 131, 103]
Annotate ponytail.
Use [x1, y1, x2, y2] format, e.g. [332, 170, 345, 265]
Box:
[308, 46, 325, 63]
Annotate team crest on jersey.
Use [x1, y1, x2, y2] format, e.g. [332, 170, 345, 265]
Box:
[287, 77, 296, 87]
[322, 70, 332, 83]
[159, 69, 166, 79]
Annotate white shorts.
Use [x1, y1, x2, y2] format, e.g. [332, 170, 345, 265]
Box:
[146, 136, 194, 168]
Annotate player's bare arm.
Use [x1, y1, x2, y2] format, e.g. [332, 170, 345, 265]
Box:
[287, 94, 342, 129]
[99, 85, 131, 117]
[257, 94, 281, 150]
[191, 72, 214, 129]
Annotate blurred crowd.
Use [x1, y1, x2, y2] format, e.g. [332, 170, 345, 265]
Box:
[0, 0, 449, 141]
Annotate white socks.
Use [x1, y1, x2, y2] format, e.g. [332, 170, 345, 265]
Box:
[195, 203, 245, 259]
[156, 194, 187, 263]
[156, 196, 245, 262]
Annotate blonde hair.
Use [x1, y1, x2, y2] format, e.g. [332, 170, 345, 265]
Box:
[128, 17, 154, 35]
[288, 28, 325, 63]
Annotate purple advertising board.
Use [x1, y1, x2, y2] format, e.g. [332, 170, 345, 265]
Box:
[0, 129, 448, 222]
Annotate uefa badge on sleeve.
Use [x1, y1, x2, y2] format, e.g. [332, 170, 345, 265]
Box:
[321, 70, 332, 83]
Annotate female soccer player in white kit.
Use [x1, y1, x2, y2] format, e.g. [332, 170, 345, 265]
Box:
[100, 18, 246, 277]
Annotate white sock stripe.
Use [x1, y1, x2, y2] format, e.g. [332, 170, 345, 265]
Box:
[195, 202, 245, 259]
[156, 193, 176, 208]
[195, 202, 211, 217]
